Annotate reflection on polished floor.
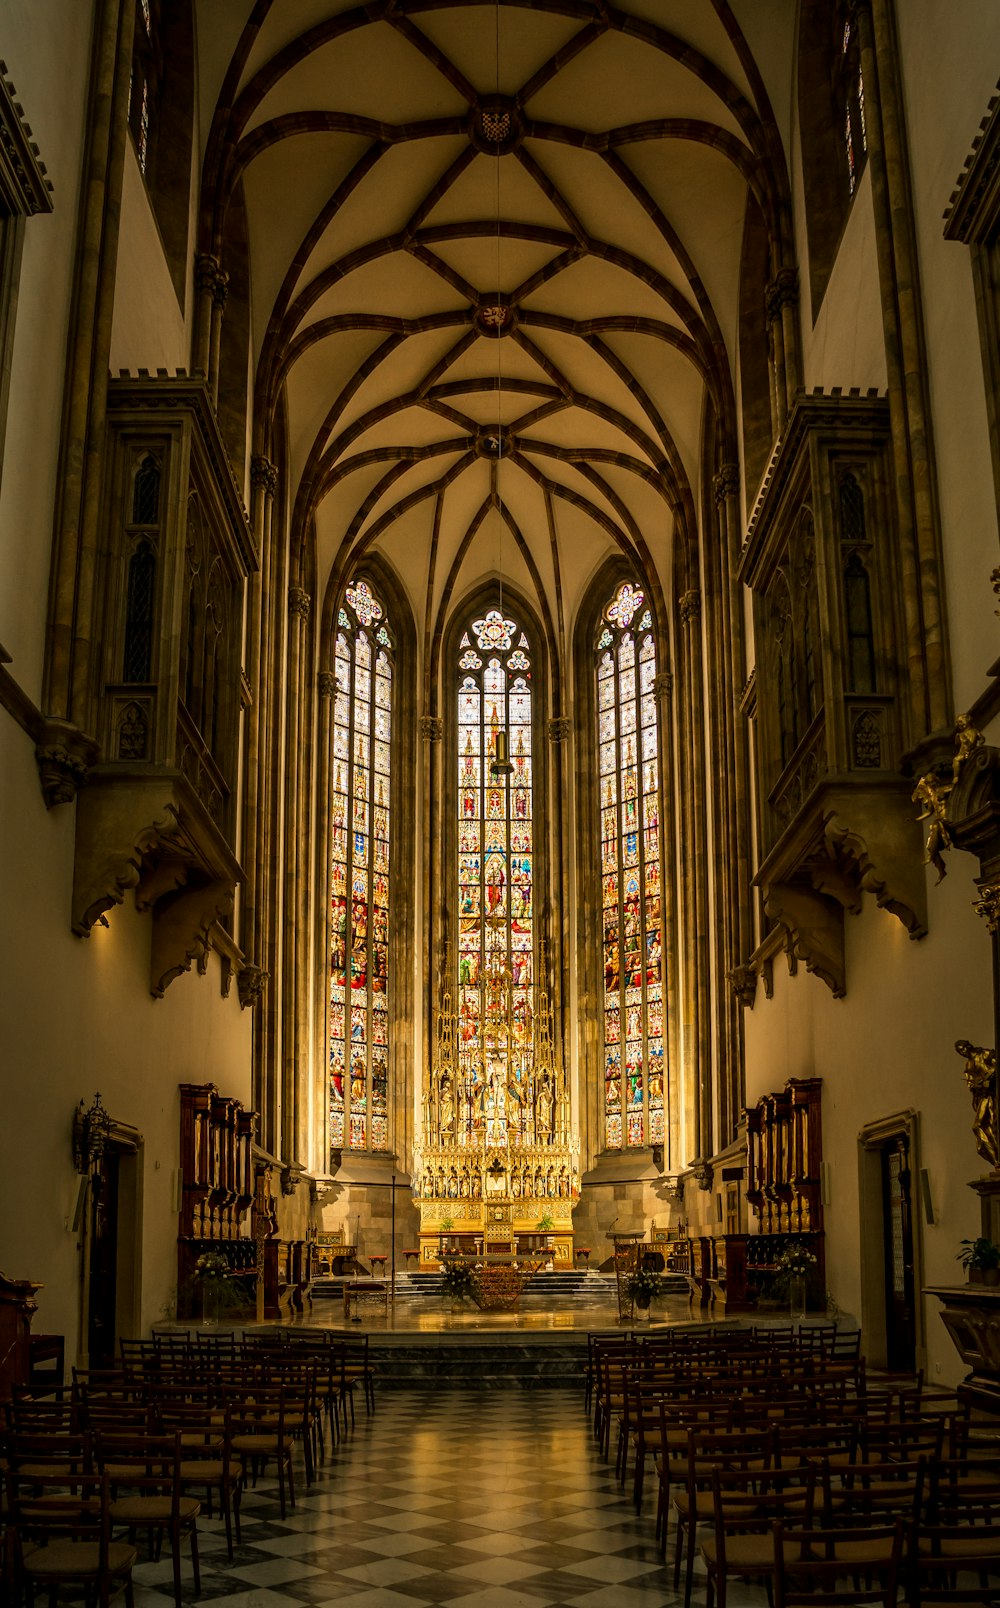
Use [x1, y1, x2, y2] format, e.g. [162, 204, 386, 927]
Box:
[123, 1387, 754, 1608]
[295, 1286, 700, 1335]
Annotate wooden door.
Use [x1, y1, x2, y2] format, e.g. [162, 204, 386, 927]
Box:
[881, 1134, 916, 1372]
[87, 1148, 120, 1369]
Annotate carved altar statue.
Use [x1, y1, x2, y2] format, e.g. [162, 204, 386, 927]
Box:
[956, 1039, 999, 1170]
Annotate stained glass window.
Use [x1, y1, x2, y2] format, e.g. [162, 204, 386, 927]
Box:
[597, 582, 664, 1149]
[329, 580, 393, 1159]
[457, 607, 534, 1140]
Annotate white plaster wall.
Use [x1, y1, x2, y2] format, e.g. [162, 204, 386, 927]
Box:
[0, 0, 95, 697]
[744, 860, 993, 1384]
[0, 719, 251, 1351]
[109, 145, 189, 374]
[896, 1, 1000, 711]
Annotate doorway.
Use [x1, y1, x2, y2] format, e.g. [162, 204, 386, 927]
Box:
[858, 1110, 924, 1372]
[881, 1133, 916, 1371]
[79, 1125, 143, 1369]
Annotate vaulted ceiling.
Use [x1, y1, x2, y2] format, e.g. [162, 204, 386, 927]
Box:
[199, 2, 792, 644]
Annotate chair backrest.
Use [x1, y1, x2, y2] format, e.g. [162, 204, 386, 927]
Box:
[711, 1461, 818, 1565]
[7, 1466, 116, 1591]
[774, 1519, 904, 1608]
[95, 1430, 183, 1502]
[6, 1430, 93, 1476]
[911, 1520, 1000, 1603]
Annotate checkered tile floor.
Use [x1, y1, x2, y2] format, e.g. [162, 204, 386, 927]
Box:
[102, 1391, 769, 1608]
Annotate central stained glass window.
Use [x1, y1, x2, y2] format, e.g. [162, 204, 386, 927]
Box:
[597, 583, 664, 1148]
[457, 609, 534, 1124]
[329, 580, 394, 1156]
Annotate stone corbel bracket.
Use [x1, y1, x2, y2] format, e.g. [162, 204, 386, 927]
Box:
[949, 745, 1000, 871]
[758, 781, 927, 998]
[72, 769, 242, 997]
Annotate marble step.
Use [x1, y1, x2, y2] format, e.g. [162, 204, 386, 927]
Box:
[370, 1338, 589, 1389]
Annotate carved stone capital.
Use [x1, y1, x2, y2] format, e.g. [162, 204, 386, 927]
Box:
[317, 670, 336, 699]
[288, 586, 311, 621]
[421, 715, 443, 742]
[280, 1162, 304, 1197]
[35, 718, 99, 808]
[692, 1159, 714, 1192]
[211, 270, 230, 311]
[238, 963, 268, 1011]
[653, 669, 673, 704]
[250, 455, 278, 497]
[713, 462, 739, 505]
[195, 252, 221, 297]
[975, 883, 1000, 934]
[679, 590, 701, 624]
[547, 715, 572, 743]
[765, 266, 799, 322]
[728, 963, 758, 1010]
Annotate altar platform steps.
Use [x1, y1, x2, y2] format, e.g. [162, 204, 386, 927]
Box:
[369, 1333, 590, 1390]
[312, 1268, 690, 1301]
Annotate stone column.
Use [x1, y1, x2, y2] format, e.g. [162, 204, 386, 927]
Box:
[282, 585, 311, 1170]
[852, 0, 950, 735]
[314, 669, 336, 1173]
[679, 587, 711, 1163]
[244, 456, 277, 1149]
[713, 459, 751, 1142]
[765, 268, 800, 429]
[655, 666, 681, 1173]
[42, 0, 135, 788]
[194, 253, 219, 379]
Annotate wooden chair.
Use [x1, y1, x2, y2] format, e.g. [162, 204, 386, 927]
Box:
[7, 1467, 137, 1608]
[95, 1429, 201, 1608]
[911, 1519, 1000, 1604]
[672, 1422, 775, 1608]
[227, 1384, 295, 1519]
[701, 1462, 818, 1608]
[152, 1392, 241, 1562]
[774, 1519, 905, 1608]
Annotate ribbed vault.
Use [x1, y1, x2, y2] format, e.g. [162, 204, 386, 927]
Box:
[198, 0, 792, 642]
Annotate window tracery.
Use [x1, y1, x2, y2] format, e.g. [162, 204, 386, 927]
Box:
[328, 583, 393, 1156]
[597, 582, 664, 1150]
[456, 612, 535, 1132]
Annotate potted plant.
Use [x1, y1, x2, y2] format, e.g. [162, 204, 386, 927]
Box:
[958, 1237, 1000, 1285]
[625, 1264, 664, 1318]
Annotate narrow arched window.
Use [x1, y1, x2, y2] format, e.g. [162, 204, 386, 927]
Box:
[454, 606, 537, 1141]
[329, 579, 393, 1155]
[123, 538, 155, 682]
[844, 553, 876, 693]
[839, 13, 868, 197]
[596, 583, 664, 1150]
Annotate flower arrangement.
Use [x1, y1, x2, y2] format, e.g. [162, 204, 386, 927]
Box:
[194, 1251, 231, 1283]
[537, 1212, 555, 1233]
[770, 1244, 817, 1298]
[440, 1258, 476, 1302]
[626, 1265, 665, 1307]
[958, 1237, 1000, 1274]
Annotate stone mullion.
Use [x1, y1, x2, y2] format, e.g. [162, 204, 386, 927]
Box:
[282, 586, 310, 1167]
[421, 713, 443, 1124]
[315, 670, 336, 1174]
[547, 715, 572, 1139]
[45, 0, 135, 731]
[655, 669, 681, 1174]
[853, 0, 950, 736]
[716, 462, 751, 1140]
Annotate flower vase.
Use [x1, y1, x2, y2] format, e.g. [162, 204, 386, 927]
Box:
[634, 1299, 651, 1323]
[202, 1282, 220, 1329]
[788, 1276, 807, 1322]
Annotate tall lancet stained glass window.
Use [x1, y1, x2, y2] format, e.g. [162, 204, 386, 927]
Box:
[329, 579, 393, 1157]
[457, 608, 534, 1134]
[597, 583, 664, 1149]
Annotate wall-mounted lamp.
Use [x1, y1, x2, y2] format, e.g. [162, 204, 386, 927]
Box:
[73, 1092, 112, 1177]
[491, 728, 514, 777]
